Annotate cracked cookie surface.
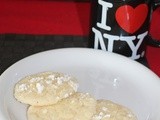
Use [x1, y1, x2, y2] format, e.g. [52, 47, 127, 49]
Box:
[14, 71, 78, 106]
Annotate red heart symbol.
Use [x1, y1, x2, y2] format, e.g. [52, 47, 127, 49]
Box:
[115, 4, 148, 34]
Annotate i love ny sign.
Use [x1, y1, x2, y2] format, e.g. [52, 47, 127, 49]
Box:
[91, 0, 150, 60]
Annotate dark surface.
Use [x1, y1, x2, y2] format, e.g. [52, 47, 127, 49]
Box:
[0, 34, 88, 75]
[0, 34, 149, 75]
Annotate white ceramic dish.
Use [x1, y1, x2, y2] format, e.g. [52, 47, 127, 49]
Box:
[0, 48, 160, 120]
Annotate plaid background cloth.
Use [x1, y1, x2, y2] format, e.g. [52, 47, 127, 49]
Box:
[0, 1, 160, 76]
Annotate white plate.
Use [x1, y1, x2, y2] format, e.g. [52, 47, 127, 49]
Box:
[0, 48, 160, 120]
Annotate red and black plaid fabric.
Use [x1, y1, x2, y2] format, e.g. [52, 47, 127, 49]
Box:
[0, 1, 160, 76]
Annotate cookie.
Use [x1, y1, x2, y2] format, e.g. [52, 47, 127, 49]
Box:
[92, 100, 137, 120]
[27, 92, 97, 120]
[14, 71, 78, 106]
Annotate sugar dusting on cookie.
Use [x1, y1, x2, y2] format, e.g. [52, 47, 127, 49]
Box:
[14, 72, 79, 106]
[18, 84, 28, 91]
[36, 83, 44, 94]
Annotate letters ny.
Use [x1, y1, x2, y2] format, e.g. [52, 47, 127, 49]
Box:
[92, 0, 148, 60]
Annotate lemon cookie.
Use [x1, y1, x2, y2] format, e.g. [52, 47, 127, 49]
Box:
[92, 100, 137, 120]
[27, 92, 97, 120]
[14, 71, 78, 106]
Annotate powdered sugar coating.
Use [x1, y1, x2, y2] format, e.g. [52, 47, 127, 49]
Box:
[14, 71, 78, 106]
[36, 83, 44, 94]
[92, 100, 137, 120]
[27, 92, 97, 120]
